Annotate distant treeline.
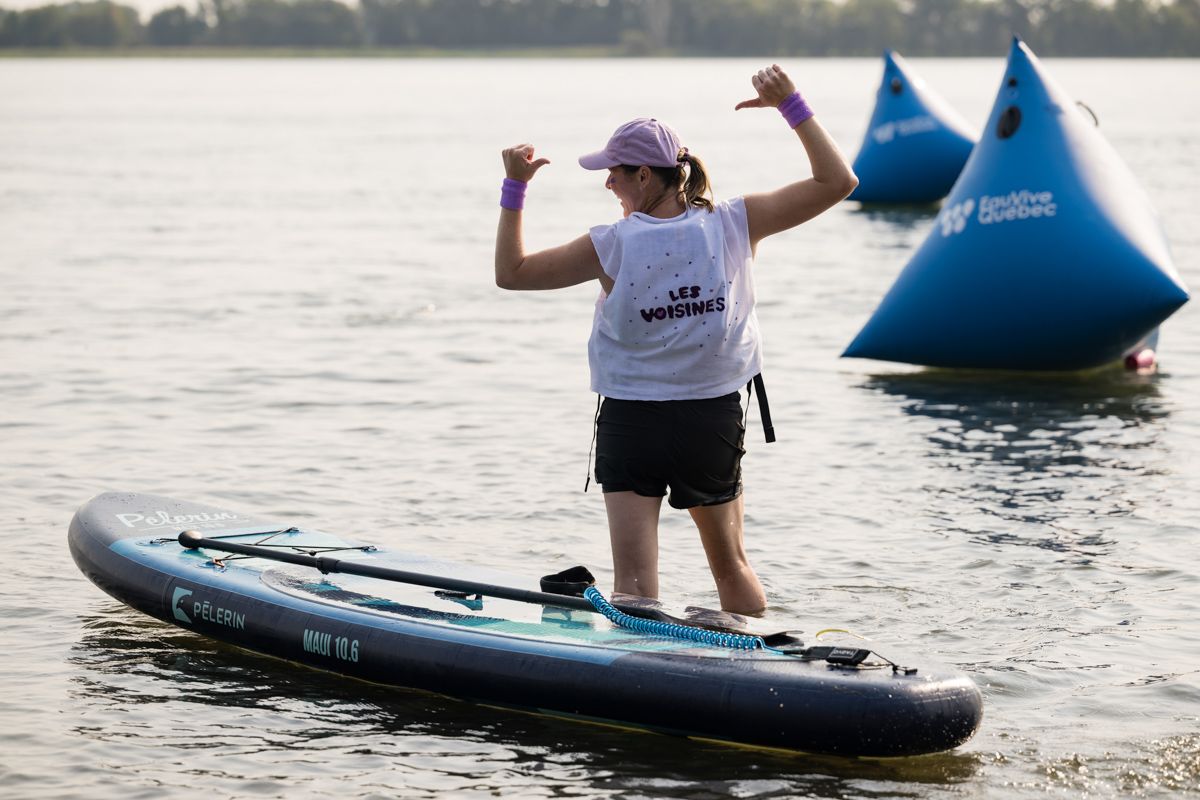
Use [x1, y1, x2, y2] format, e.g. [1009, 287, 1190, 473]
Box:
[2, 0, 1198, 55]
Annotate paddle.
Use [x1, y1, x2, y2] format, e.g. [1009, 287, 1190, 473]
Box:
[175, 530, 745, 632]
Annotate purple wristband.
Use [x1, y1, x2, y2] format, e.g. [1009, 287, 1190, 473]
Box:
[500, 177, 527, 211]
[778, 92, 814, 128]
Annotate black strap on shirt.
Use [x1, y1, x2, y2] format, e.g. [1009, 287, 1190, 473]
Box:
[747, 373, 776, 443]
[584, 394, 602, 491]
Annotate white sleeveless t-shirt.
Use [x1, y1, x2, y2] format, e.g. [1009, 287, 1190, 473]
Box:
[587, 198, 761, 401]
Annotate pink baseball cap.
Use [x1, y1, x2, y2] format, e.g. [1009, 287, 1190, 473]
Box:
[578, 118, 684, 170]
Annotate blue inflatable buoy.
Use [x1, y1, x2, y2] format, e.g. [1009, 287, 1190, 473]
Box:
[843, 38, 1189, 371]
[848, 50, 976, 204]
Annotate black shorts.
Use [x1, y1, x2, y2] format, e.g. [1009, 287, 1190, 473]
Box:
[594, 392, 746, 510]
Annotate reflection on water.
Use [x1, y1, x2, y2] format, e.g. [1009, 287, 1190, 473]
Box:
[861, 368, 1169, 558]
[847, 205, 940, 254]
[850, 204, 941, 228]
[69, 608, 979, 799]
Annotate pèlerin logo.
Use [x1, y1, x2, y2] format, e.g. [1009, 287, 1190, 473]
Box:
[170, 587, 247, 630]
[172, 587, 193, 623]
[115, 510, 242, 531]
[938, 198, 976, 236]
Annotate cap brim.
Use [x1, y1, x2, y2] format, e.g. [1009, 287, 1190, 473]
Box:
[578, 150, 619, 170]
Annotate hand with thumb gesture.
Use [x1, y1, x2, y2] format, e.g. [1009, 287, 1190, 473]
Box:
[734, 64, 798, 111]
[502, 144, 551, 183]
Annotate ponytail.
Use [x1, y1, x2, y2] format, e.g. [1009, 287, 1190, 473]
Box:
[677, 151, 713, 212]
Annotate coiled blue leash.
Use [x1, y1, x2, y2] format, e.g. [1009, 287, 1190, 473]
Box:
[584, 586, 774, 652]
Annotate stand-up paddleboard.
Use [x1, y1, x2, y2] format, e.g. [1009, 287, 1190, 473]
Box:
[69, 491, 983, 757]
[848, 50, 976, 205]
[844, 38, 1188, 370]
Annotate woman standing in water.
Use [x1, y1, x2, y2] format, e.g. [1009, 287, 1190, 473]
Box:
[494, 65, 857, 614]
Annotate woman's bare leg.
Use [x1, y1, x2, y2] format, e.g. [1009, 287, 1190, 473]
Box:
[603, 491, 663, 599]
[689, 496, 767, 614]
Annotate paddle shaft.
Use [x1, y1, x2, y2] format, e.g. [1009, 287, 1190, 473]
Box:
[178, 531, 604, 614]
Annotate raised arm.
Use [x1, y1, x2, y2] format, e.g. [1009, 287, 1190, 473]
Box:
[734, 65, 858, 248]
[494, 144, 607, 291]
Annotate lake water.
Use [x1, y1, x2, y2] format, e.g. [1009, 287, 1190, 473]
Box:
[1, 56, 1198, 798]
